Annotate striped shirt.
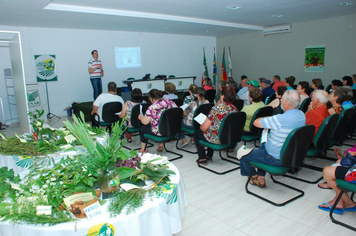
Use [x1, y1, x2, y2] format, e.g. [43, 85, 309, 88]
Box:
[88, 59, 102, 78]
[261, 109, 305, 159]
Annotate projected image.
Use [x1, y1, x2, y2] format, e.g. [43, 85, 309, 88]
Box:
[115, 47, 142, 69]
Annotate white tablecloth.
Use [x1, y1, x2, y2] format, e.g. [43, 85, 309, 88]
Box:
[0, 155, 187, 236]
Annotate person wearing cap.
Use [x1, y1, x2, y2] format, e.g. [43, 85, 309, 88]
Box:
[239, 79, 259, 106]
[260, 79, 275, 103]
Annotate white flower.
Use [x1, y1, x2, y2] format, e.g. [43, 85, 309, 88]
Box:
[59, 181, 63, 185]
[42, 184, 48, 189]
[46, 180, 50, 184]
[50, 177, 56, 181]
[16, 193, 19, 197]
[50, 182, 55, 186]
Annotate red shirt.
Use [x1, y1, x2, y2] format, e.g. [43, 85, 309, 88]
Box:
[305, 105, 329, 135]
[272, 81, 284, 91]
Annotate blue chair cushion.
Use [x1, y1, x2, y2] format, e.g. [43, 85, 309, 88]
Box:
[144, 133, 171, 142]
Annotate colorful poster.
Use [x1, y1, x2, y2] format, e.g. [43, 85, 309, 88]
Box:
[34, 55, 58, 82]
[304, 45, 325, 72]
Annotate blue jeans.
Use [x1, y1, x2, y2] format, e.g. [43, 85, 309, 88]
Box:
[240, 144, 282, 176]
[179, 122, 194, 139]
[91, 77, 102, 100]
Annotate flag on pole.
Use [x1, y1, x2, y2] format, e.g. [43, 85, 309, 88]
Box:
[201, 48, 209, 86]
[228, 47, 232, 77]
[221, 47, 227, 81]
[213, 47, 217, 86]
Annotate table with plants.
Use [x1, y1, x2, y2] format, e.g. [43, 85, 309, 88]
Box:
[0, 111, 187, 236]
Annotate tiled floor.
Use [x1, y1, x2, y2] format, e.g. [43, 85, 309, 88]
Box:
[2, 117, 356, 236]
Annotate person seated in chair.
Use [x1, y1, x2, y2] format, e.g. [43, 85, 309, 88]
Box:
[183, 84, 198, 104]
[91, 81, 124, 118]
[260, 79, 274, 102]
[203, 77, 214, 91]
[180, 87, 209, 147]
[318, 165, 356, 214]
[215, 80, 226, 103]
[297, 81, 310, 103]
[138, 89, 177, 153]
[163, 82, 178, 100]
[241, 87, 265, 132]
[328, 87, 348, 115]
[305, 90, 329, 135]
[194, 86, 237, 165]
[284, 76, 295, 90]
[267, 86, 287, 115]
[119, 88, 146, 143]
[240, 90, 305, 187]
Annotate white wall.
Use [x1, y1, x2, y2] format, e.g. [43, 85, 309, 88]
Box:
[217, 14, 356, 86]
[0, 25, 216, 117]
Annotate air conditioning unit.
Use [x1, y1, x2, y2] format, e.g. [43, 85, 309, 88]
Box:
[263, 25, 291, 35]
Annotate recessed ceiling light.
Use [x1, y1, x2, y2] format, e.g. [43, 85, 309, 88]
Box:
[227, 6, 241, 10]
[340, 1, 354, 6]
[272, 14, 283, 18]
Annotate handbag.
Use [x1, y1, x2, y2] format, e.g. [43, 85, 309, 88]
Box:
[345, 164, 356, 184]
[340, 152, 356, 167]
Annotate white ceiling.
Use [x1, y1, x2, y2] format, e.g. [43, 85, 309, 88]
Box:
[0, 0, 355, 38]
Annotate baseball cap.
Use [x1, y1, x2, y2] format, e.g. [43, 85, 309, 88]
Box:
[247, 80, 260, 88]
[261, 79, 272, 85]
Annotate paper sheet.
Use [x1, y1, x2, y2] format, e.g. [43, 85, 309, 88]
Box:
[140, 104, 143, 116]
[261, 128, 268, 144]
[180, 104, 188, 110]
[194, 113, 207, 125]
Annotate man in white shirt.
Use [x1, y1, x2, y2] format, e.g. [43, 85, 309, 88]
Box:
[91, 82, 124, 119]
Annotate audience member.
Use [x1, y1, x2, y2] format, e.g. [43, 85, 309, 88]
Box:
[203, 77, 214, 90]
[260, 79, 274, 102]
[318, 165, 356, 214]
[284, 76, 295, 90]
[180, 87, 209, 147]
[328, 87, 347, 115]
[272, 75, 284, 91]
[119, 88, 146, 143]
[163, 82, 178, 100]
[267, 86, 288, 115]
[238, 75, 248, 90]
[237, 78, 250, 106]
[305, 90, 329, 135]
[215, 80, 226, 103]
[297, 81, 310, 102]
[184, 84, 198, 104]
[342, 75, 353, 86]
[194, 86, 237, 164]
[91, 82, 124, 118]
[226, 80, 239, 94]
[138, 89, 177, 153]
[331, 79, 343, 91]
[311, 78, 324, 91]
[241, 87, 265, 132]
[341, 86, 354, 109]
[352, 74, 356, 89]
[240, 90, 305, 187]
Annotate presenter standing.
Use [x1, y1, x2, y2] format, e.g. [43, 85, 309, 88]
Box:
[88, 50, 104, 100]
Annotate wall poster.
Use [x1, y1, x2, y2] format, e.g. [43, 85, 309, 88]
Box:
[304, 45, 325, 72]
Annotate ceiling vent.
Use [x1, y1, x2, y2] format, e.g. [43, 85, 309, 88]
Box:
[263, 25, 291, 35]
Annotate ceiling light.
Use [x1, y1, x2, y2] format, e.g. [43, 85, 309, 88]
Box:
[340, 1, 354, 6]
[227, 6, 241, 10]
[44, 3, 262, 31]
[272, 14, 283, 18]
